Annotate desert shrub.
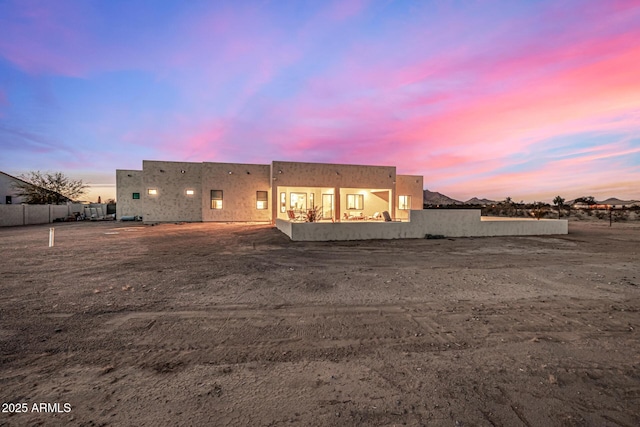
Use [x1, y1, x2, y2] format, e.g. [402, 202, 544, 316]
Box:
[613, 210, 629, 222]
[585, 209, 593, 217]
[574, 212, 583, 220]
[595, 211, 606, 220]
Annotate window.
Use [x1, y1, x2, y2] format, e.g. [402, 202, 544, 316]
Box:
[346, 194, 364, 210]
[185, 189, 195, 196]
[211, 190, 223, 209]
[147, 189, 157, 195]
[290, 193, 307, 210]
[399, 195, 412, 210]
[280, 192, 286, 213]
[256, 191, 268, 209]
[132, 193, 140, 199]
[5, 196, 12, 204]
[309, 193, 314, 208]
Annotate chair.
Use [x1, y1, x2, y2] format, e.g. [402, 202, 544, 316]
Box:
[287, 210, 299, 221]
[382, 211, 392, 222]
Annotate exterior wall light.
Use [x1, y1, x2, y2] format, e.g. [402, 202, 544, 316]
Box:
[278, 170, 283, 174]
[181, 170, 186, 174]
[228, 171, 233, 175]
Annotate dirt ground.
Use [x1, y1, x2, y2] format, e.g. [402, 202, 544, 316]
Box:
[0, 219, 638, 426]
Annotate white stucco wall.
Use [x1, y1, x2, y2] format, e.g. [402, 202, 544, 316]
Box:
[0, 172, 26, 204]
[395, 175, 424, 220]
[201, 162, 271, 222]
[116, 169, 144, 219]
[142, 161, 203, 223]
[276, 209, 568, 241]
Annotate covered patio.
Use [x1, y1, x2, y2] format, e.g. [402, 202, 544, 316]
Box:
[274, 185, 394, 222]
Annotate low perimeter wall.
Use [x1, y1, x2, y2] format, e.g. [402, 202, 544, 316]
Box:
[0, 203, 107, 227]
[276, 209, 568, 241]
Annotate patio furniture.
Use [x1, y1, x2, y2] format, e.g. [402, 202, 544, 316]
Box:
[287, 210, 303, 221]
[382, 211, 392, 222]
[370, 212, 383, 220]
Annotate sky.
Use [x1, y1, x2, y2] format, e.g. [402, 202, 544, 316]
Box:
[1, 0, 639, 203]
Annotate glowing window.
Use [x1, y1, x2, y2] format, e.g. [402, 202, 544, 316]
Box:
[132, 193, 140, 199]
[399, 195, 412, 210]
[280, 192, 286, 213]
[290, 193, 307, 211]
[185, 189, 195, 196]
[148, 189, 157, 195]
[211, 190, 223, 209]
[256, 191, 268, 210]
[346, 194, 363, 210]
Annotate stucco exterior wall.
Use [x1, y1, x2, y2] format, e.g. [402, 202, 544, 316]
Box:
[395, 175, 424, 220]
[0, 172, 26, 204]
[142, 161, 203, 223]
[201, 162, 271, 222]
[116, 170, 144, 219]
[276, 209, 568, 241]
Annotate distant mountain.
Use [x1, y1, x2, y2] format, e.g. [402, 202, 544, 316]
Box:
[465, 197, 497, 205]
[567, 197, 639, 206]
[423, 189, 462, 205]
[598, 198, 639, 206]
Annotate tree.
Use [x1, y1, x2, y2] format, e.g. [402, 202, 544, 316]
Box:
[13, 171, 88, 204]
[553, 196, 565, 218]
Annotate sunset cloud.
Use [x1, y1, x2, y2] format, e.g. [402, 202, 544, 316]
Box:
[0, 0, 638, 202]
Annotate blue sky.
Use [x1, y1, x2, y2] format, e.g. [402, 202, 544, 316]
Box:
[1, 0, 639, 202]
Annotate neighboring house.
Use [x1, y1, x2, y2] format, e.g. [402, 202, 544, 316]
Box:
[0, 171, 73, 205]
[0, 171, 29, 204]
[117, 160, 424, 223]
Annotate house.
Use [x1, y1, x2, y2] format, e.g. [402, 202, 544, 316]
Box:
[116, 160, 424, 223]
[0, 171, 30, 204]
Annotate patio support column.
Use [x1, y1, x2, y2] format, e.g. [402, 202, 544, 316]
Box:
[271, 185, 279, 224]
[335, 187, 340, 222]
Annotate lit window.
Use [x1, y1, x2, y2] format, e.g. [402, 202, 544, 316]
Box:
[290, 193, 307, 210]
[256, 191, 268, 210]
[280, 192, 286, 213]
[211, 190, 223, 209]
[148, 189, 157, 195]
[185, 189, 195, 196]
[399, 195, 412, 210]
[132, 192, 140, 199]
[346, 194, 363, 210]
